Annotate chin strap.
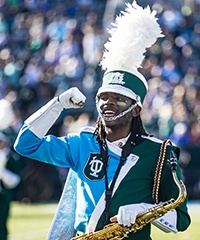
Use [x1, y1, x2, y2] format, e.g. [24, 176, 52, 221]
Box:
[98, 102, 137, 122]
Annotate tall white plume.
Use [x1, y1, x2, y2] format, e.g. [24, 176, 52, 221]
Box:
[100, 0, 163, 72]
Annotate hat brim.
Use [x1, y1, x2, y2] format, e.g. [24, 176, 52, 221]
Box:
[96, 84, 142, 107]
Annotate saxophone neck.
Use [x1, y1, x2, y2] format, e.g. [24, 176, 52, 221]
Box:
[171, 170, 187, 207]
[170, 151, 187, 207]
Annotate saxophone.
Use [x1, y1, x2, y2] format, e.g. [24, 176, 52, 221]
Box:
[72, 150, 187, 240]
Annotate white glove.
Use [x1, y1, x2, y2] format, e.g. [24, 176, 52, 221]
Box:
[110, 203, 148, 227]
[58, 87, 86, 109]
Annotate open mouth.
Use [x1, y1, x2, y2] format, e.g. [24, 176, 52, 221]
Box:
[101, 108, 118, 119]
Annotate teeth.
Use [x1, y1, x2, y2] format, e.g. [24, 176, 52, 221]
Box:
[104, 110, 115, 114]
[103, 110, 116, 116]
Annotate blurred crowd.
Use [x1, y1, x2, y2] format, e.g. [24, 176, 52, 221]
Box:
[0, 0, 199, 146]
[141, 1, 200, 148]
[0, 0, 200, 202]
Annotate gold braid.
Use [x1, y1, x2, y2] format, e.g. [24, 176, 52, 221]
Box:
[152, 139, 172, 204]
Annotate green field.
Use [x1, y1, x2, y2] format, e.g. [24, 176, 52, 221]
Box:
[8, 201, 200, 240]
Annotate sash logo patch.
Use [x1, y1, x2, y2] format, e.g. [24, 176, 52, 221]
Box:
[84, 152, 105, 181]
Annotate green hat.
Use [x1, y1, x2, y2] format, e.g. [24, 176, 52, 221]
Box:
[97, 1, 163, 107]
[97, 70, 148, 107]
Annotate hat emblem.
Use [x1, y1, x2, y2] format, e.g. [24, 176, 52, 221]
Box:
[109, 72, 125, 85]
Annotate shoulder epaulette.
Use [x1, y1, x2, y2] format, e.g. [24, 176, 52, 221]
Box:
[79, 126, 95, 134]
[141, 135, 163, 144]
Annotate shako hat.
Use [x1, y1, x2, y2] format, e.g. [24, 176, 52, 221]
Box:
[97, 0, 163, 107]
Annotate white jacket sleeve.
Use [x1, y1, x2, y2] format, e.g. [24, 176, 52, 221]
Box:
[25, 87, 86, 139]
[141, 203, 178, 233]
[111, 203, 178, 233]
[25, 97, 63, 139]
[152, 209, 178, 233]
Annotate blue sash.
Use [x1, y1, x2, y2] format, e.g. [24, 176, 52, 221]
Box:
[47, 170, 77, 240]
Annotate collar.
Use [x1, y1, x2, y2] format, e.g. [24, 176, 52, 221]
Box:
[106, 133, 131, 148]
[105, 133, 131, 156]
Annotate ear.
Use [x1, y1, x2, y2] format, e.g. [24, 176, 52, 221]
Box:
[132, 105, 141, 117]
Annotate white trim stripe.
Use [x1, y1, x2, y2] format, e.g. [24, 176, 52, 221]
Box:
[87, 154, 139, 233]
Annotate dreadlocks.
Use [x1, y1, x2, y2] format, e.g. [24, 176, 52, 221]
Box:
[94, 114, 149, 146]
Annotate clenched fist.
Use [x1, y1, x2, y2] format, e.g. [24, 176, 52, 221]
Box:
[58, 87, 86, 109]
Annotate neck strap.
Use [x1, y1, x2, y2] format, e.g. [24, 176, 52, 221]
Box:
[100, 132, 134, 225]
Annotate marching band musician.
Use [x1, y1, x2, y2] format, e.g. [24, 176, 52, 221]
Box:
[14, 1, 190, 239]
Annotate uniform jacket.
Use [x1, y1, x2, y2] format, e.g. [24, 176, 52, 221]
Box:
[14, 125, 191, 240]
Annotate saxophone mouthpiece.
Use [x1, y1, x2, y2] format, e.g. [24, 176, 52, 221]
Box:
[170, 151, 177, 172]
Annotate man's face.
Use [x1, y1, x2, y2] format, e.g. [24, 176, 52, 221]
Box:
[97, 92, 135, 129]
